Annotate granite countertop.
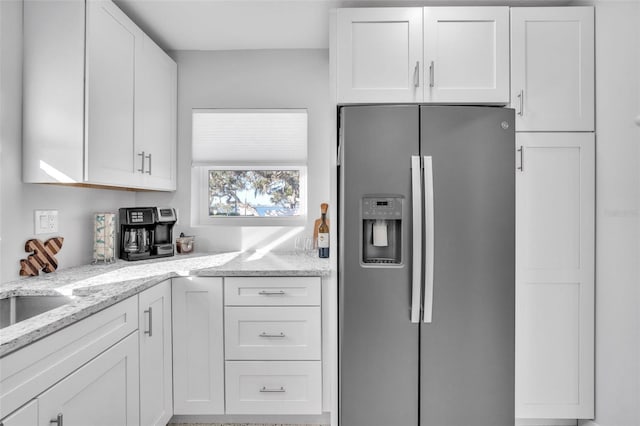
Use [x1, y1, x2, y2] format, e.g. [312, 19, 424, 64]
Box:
[0, 251, 330, 357]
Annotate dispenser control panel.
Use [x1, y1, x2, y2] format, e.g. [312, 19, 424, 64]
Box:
[362, 197, 402, 219]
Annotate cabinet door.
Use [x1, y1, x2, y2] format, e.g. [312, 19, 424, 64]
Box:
[139, 281, 172, 426]
[423, 7, 509, 103]
[515, 133, 594, 419]
[511, 7, 594, 131]
[172, 277, 225, 414]
[37, 332, 140, 426]
[0, 400, 38, 426]
[136, 34, 177, 191]
[337, 8, 423, 103]
[85, 0, 140, 186]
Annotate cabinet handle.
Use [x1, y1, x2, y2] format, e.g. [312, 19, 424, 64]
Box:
[145, 153, 152, 175]
[259, 332, 285, 338]
[260, 386, 286, 393]
[258, 290, 285, 296]
[429, 61, 435, 87]
[413, 61, 420, 88]
[517, 90, 524, 116]
[137, 151, 146, 173]
[144, 307, 153, 337]
[50, 413, 63, 426]
[517, 146, 524, 172]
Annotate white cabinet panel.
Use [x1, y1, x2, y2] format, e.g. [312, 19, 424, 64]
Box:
[37, 332, 139, 426]
[139, 281, 173, 426]
[337, 8, 423, 103]
[225, 307, 321, 360]
[172, 277, 225, 415]
[511, 7, 595, 131]
[225, 361, 322, 415]
[424, 7, 509, 103]
[0, 400, 38, 426]
[515, 132, 594, 419]
[224, 276, 321, 306]
[85, 0, 139, 186]
[136, 34, 177, 190]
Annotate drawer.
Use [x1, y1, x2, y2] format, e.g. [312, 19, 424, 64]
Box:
[225, 361, 322, 414]
[224, 277, 321, 306]
[225, 307, 321, 360]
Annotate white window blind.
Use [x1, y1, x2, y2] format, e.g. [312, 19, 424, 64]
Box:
[192, 109, 308, 165]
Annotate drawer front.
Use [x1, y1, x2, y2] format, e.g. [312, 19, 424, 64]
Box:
[225, 361, 322, 414]
[224, 277, 321, 306]
[225, 307, 321, 360]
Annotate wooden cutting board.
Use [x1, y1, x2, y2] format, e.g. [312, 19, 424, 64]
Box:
[19, 237, 64, 277]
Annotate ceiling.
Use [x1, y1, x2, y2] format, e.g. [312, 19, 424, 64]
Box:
[113, 0, 571, 51]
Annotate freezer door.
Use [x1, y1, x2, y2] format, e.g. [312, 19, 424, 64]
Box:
[419, 106, 515, 426]
[339, 105, 420, 426]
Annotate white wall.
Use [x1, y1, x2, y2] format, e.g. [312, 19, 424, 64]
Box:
[589, 1, 640, 425]
[136, 49, 331, 253]
[0, 0, 136, 283]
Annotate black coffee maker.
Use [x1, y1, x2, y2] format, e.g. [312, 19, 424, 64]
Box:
[118, 207, 177, 261]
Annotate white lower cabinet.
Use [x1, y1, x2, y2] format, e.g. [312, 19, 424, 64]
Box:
[224, 277, 323, 415]
[38, 332, 140, 426]
[515, 132, 595, 419]
[172, 277, 225, 415]
[139, 280, 173, 426]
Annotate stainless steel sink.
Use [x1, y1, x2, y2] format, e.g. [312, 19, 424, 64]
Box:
[0, 295, 73, 329]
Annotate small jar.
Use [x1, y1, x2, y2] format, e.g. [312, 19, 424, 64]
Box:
[176, 234, 195, 254]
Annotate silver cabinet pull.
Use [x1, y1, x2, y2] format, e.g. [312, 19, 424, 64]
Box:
[144, 307, 153, 336]
[517, 90, 524, 116]
[517, 146, 524, 172]
[429, 61, 435, 87]
[413, 61, 420, 88]
[258, 290, 285, 296]
[50, 414, 63, 426]
[260, 386, 286, 393]
[259, 332, 285, 338]
[145, 153, 152, 175]
[137, 151, 146, 173]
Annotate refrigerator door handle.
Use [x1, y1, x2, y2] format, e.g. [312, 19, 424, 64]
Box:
[410, 155, 423, 323]
[423, 156, 435, 323]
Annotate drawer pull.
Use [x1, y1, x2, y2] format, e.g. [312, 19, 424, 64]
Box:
[260, 332, 286, 338]
[258, 290, 286, 296]
[260, 386, 286, 393]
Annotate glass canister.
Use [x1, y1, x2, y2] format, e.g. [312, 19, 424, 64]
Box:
[93, 212, 116, 263]
[176, 233, 195, 254]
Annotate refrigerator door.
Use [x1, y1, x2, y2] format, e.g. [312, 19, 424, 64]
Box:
[419, 106, 515, 426]
[339, 105, 420, 426]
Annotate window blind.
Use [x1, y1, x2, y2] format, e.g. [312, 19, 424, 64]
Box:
[192, 109, 308, 165]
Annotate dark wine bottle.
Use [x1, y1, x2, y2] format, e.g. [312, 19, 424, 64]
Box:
[318, 203, 329, 258]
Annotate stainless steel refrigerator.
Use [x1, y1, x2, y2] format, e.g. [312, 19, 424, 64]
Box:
[338, 105, 515, 426]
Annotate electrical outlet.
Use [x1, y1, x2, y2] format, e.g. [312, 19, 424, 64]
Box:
[34, 210, 59, 234]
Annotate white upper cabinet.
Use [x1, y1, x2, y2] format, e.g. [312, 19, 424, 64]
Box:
[337, 8, 424, 103]
[515, 132, 595, 419]
[22, 0, 177, 191]
[135, 34, 178, 191]
[336, 7, 509, 104]
[511, 7, 595, 131]
[423, 7, 509, 104]
[85, 0, 140, 187]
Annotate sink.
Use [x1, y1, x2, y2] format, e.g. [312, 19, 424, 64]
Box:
[0, 295, 73, 329]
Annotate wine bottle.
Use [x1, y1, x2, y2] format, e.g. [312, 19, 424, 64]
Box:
[318, 203, 329, 258]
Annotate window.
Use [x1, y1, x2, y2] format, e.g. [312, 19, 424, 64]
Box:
[191, 109, 307, 226]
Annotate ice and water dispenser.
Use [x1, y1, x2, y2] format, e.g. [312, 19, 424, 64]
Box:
[361, 195, 403, 266]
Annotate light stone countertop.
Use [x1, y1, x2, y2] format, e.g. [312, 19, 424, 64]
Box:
[0, 251, 330, 357]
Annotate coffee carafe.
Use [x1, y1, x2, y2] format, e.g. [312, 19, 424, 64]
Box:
[123, 229, 139, 253]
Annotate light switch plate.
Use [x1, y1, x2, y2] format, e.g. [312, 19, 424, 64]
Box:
[34, 210, 59, 234]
